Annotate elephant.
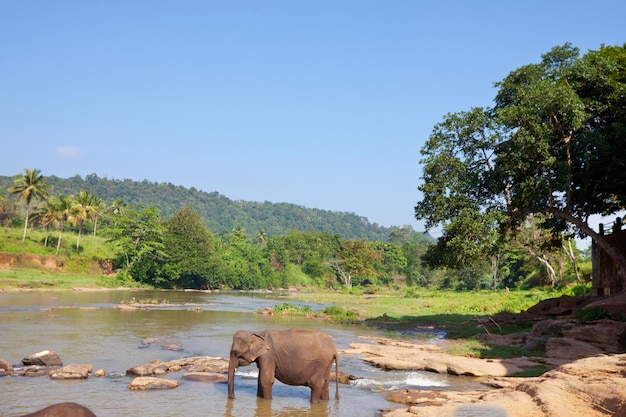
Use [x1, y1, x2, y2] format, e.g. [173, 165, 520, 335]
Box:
[21, 402, 96, 417]
[227, 328, 340, 403]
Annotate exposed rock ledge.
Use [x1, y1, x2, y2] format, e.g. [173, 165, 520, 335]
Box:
[340, 293, 626, 417]
[343, 338, 550, 377]
[380, 353, 626, 417]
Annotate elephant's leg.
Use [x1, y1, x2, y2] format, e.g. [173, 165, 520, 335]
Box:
[256, 359, 276, 399]
[308, 375, 329, 403]
[320, 377, 330, 401]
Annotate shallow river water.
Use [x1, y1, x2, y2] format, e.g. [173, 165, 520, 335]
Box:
[0, 290, 484, 417]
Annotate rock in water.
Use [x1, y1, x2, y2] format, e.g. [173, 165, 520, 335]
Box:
[22, 350, 63, 367]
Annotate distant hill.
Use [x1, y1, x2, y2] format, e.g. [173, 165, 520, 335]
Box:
[1, 173, 429, 242]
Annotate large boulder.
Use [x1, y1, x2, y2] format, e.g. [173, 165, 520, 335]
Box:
[582, 292, 626, 319]
[476, 318, 626, 361]
[525, 295, 579, 317]
[128, 376, 180, 390]
[181, 372, 227, 383]
[22, 350, 62, 367]
[126, 356, 228, 376]
[49, 364, 93, 380]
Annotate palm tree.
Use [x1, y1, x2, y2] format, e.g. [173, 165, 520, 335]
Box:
[91, 196, 105, 236]
[8, 168, 50, 242]
[43, 195, 76, 256]
[73, 190, 101, 250]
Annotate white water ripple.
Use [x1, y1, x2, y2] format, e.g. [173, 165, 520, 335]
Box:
[352, 371, 450, 391]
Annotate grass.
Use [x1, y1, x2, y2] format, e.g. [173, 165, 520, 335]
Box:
[0, 227, 116, 260]
[284, 288, 555, 326]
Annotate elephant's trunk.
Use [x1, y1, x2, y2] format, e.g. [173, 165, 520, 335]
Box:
[227, 355, 237, 399]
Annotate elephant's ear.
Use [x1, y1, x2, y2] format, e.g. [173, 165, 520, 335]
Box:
[249, 332, 269, 361]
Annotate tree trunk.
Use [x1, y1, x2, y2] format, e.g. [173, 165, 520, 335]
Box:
[564, 238, 582, 283]
[547, 208, 626, 282]
[21, 205, 30, 242]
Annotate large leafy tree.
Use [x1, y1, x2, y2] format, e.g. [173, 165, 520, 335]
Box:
[103, 204, 166, 283]
[8, 168, 50, 242]
[416, 43, 626, 282]
[163, 207, 218, 289]
[327, 239, 382, 289]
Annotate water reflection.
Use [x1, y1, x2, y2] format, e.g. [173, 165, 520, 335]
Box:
[224, 398, 342, 417]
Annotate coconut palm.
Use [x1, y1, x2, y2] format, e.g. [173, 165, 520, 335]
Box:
[91, 196, 105, 236]
[8, 168, 50, 242]
[43, 195, 76, 256]
[73, 190, 102, 250]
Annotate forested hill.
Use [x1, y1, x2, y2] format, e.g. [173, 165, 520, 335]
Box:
[1, 173, 427, 242]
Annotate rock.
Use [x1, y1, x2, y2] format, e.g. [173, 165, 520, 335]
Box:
[381, 354, 626, 417]
[525, 294, 579, 317]
[22, 350, 62, 367]
[582, 292, 626, 319]
[126, 360, 168, 376]
[161, 344, 183, 351]
[138, 337, 183, 351]
[182, 372, 227, 383]
[0, 358, 14, 372]
[476, 318, 626, 361]
[49, 364, 93, 380]
[128, 376, 180, 390]
[93, 369, 106, 377]
[126, 356, 228, 376]
[330, 371, 357, 384]
[343, 339, 539, 377]
[21, 367, 51, 377]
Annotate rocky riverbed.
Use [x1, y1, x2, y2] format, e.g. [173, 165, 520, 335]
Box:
[354, 293, 626, 416]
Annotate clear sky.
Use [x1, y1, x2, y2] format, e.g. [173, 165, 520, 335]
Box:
[2, 1, 625, 233]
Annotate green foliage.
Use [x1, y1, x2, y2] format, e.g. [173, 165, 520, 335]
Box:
[322, 305, 360, 321]
[562, 282, 592, 297]
[272, 303, 313, 315]
[403, 287, 419, 298]
[162, 207, 219, 289]
[416, 42, 626, 288]
[102, 204, 167, 285]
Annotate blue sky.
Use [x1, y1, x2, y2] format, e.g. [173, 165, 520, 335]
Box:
[2, 1, 625, 234]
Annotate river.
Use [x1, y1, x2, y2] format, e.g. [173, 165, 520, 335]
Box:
[0, 290, 481, 416]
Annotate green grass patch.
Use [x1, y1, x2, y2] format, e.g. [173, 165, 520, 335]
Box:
[272, 303, 313, 315]
[323, 305, 360, 321]
[444, 339, 544, 359]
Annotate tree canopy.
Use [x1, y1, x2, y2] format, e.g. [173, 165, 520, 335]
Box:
[415, 43, 626, 279]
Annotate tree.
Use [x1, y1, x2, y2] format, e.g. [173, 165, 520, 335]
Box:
[163, 207, 218, 289]
[42, 195, 76, 255]
[103, 204, 166, 283]
[327, 239, 382, 289]
[8, 168, 50, 242]
[416, 43, 626, 284]
[73, 190, 101, 250]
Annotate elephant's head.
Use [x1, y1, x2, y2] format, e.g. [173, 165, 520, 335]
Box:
[227, 330, 268, 399]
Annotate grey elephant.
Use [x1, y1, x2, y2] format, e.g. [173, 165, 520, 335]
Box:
[21, 402, 96, 417]
[227, 328, 340, 403]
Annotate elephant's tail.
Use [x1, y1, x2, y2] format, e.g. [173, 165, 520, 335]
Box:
[334, 352, 340, 400]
